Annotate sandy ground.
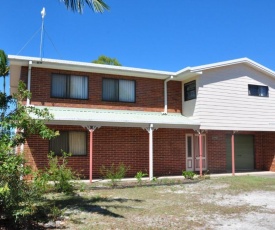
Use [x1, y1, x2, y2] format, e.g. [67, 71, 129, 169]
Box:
[47, 175, 275, 229]
[163, 180, 275, 230]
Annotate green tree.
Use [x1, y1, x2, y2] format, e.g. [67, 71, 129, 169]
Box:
[0, 50, 9, 94]
[0, 80, 57, 224]
[62, 0, 109, 13]
[92, 55, 122, 66]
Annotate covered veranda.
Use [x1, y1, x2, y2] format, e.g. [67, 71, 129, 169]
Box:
[38, 106, 207, 182]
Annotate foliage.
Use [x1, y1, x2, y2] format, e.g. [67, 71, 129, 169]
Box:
[182, 171, 196, 179]
[0, 80, 57, 224]
[0, 49, 9, 77]
[33, 152, 78, 194]
[135, 171, 148, 185]
[100, 163, 129, 187]
[200, 170, 210, 180]
[92, 55, 122, 66]
[62, 0, 109, 14]
[49, 205, 64, 221]
[1, 81, 57, 147]
[40, 152, 77, 194]
[0, 49, 9, 93]
[0, 150, 35, 223]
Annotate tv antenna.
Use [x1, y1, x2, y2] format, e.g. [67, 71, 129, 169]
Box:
[17, 7, 62, 59]
[40, 7, 46, 61]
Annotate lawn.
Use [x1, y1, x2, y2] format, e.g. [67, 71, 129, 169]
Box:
[40, 175, 275, 229]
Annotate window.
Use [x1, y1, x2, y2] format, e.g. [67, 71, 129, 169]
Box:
[49, 131, 87, 156]
[184, 80, 196, 101]
[187, 135, 193, 158]
[51, 74, 88, 99]
[248, 84, 268, 97]
[102, 78, 135, 102]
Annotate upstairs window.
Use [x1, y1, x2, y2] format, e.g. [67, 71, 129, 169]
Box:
[248, 84, 268, 97]
[184, 80, 196, 101]
[102, 78, 136, 102]
[49, 131, 87, 156]
[51, 74, 88, 99]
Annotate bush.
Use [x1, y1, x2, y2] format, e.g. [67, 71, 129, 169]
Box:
[135, 171, 148, 185]
[0, 149, 41, 224]
[100, 163, 129, 187]
[182, 171, 196, 179]
[43, 152, 78, 194]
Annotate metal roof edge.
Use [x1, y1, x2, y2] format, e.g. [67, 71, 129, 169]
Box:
[8, 55, 174, 79]
[9, 55, 275, 81]
[188, 58, 275, 77]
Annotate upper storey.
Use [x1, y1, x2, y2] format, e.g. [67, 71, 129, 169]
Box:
[9, 55, 275, 131]
[181, 59, 275, 131]
[9, 56, 184, 113]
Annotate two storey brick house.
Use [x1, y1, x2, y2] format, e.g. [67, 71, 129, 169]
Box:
[9, 55, 275, 181]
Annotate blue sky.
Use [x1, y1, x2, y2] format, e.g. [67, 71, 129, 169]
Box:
[2, 0, 275, 92]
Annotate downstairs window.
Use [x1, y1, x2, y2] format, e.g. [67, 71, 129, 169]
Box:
[49, 131, 87, 156]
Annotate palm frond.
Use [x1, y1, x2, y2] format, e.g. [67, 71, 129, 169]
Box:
[0, 50, 9, 77]
[61, 0, 109, 14]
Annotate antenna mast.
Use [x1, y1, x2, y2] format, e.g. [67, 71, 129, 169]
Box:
[40, 7, 46, 61]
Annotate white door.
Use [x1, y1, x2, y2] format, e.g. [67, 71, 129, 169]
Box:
[194, 134, 207, 171]
[186, 134, 194, 171]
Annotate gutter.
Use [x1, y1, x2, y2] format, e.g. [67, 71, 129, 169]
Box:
[162, 75, 174, 115]
[26, 61, 32, 106]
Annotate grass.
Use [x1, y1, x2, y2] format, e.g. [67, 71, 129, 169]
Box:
[34, 175, 275, 229]
[213, 175, 275, 193]
[2, 175, 272, 229]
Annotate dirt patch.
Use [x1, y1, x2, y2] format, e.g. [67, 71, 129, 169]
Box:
[11, 176, 273, 229]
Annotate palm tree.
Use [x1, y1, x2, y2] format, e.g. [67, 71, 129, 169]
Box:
[61, 0, 109, 13]
[0, 50, 9, 94]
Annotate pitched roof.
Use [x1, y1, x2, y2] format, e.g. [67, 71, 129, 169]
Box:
[9, 55, 275, 83]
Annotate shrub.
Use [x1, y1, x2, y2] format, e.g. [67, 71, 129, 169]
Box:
[49, 205, 64, 221]
[135, 171, 148, 185]
[0, 149, 41, 224]
[182, 171, 196, 179]
[100, 163, 129, 187]
[45, 151, 78, 194]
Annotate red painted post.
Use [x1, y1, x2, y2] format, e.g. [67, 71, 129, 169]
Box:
[89, 129, 94, 183]
[199, 133, 203, 177]
[231, 133, 235, 176]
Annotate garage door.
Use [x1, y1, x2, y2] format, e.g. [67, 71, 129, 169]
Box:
[226, 135, 254, 171]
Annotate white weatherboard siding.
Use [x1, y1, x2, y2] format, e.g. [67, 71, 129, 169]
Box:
[193, 64, 275, 131]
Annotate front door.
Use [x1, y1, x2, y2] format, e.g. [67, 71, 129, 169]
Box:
[186, 134, 194, 171]
[186, 134, 207, 171]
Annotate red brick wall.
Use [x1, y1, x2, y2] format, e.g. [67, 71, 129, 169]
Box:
[154, 129, 186, 176]
[24, 126, 191, 179]
[24, 126, 275, 179]
[20, 67, 182, 113]
[207, 131, 227, 173]
[207, 131, 274, 173]
[262, 132, 275, 171]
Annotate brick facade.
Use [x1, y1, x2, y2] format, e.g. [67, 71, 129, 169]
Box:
[20, 67, 182, 113]
[19, 66, 275, 177]
[24, 126, 275, 179]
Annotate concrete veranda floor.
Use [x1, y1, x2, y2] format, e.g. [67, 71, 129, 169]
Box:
[82, 171, 275, 184]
